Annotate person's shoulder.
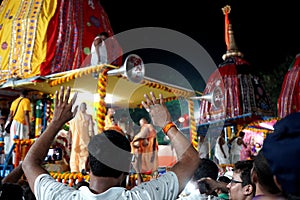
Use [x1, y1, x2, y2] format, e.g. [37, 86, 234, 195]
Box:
[85, 113, 93, 118]
[12, 97, 21, 102]
[23, 97, 31, 102]
[130, 171, 179, 198]
[146, 123, 155, 130]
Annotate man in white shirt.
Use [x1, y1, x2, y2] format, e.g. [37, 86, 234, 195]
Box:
[229, 132, 245, 164]
[22, 87, 200, 200]
[90, 32, 108, 66]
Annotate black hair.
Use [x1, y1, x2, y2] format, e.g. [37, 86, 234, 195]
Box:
[234, 160, 253, 187]
[99, 31, 109, 39]
[239, 131, 245, 137]
[218, 175, 231, 184]
[253, 151, 281, 194]
[88, 130, 131, 178]
[140, 117, 148, 122]
[193, 158, 219, 181]
[75, 181, 89, 190]
[0, 183, 24, 200]
[140, 117, 151, 124]
[21, 90, 29, 96]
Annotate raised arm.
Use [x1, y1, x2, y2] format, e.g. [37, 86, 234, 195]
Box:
[22, 86, 77, 192]
[198, 177, 228, 195]
[24, 110, 31, 136]
[2, 163, 24, 184]
[6, 110, 13, 124]
[219, 137, 227, 158]
[141, 92, 200, 193]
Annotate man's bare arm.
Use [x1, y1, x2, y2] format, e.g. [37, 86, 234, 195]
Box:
[2, 163, 23, 184]
[22, 87, 77, 193]
[198, 177, 228, 194]
[6, 111, 13, 122]
[24, 111, 31, 135]
[142, 92, 200, 193]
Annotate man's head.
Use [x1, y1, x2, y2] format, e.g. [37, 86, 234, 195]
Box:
[21, 90, 29, 97]
[107, 108, 115, 117]
[0, 183, 24, 200]
[194, 158, 218, 194]
[193, 158, 219, 181]
[79, 102, 87, 112]
[227, 160, 254, 200]
[252, 151, 281, 195]
[239, 131, 245, 138]
[99, 31, 109, 40]
[88, 130, 132, 179]
[262, 112, 300, 198]
[139, 117, 148, 126]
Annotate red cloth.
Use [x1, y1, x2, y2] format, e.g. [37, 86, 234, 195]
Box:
[278, 54, 300, 118]
[40, 0, 123, 76]
[199, 57, 241, 123]
[199, 57, 273, 123]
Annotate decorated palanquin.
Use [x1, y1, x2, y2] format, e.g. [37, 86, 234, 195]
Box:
[0, 0, 122, 80]
[199, 57, 274, 123]
[199, 5, 273, 124]
[277, 53, 300, 118]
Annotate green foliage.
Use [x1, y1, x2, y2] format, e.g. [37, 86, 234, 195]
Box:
[129, 108, 149, 124]
[128, 99, 188, 145]
[257, 55, 294, 115]
[165, 99, 189, 121]
[129, 99, 189, 123]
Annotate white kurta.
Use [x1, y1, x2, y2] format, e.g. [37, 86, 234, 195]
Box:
[214, 136, 230, 164]
[90, 40, 108, 66]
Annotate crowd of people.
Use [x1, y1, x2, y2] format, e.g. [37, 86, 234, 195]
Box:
[0, 86, 299, 200]
[208, 129, 261, 166]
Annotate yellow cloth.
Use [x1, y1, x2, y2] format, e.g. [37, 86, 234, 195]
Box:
[0, 0, 56, 78]
[69, 111, 91, 173]
[10, 97, 31, 125]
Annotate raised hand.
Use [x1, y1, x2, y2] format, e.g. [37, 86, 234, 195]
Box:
[52, 86, 78, 126]
[141, 92, 171, 128]
[23, 86, 78, 192]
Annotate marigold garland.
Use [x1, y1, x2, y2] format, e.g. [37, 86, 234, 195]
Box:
[97, 68, 109, 133]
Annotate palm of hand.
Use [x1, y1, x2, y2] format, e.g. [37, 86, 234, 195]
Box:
[149, 104, 171, 128]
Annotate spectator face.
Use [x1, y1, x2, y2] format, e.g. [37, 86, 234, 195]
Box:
[80, 103, 87, 112]
[227, 172, 247, 200]
[100, 35, 107, 41]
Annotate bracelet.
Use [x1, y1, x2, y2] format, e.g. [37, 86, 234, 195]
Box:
[162, 122, 176, 134]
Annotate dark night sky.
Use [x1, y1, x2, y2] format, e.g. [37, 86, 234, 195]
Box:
[100, 0, 300, 74]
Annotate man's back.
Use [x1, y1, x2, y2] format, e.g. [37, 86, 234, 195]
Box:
[35, 171, 179, 200]
[10, 96, 31, 124]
